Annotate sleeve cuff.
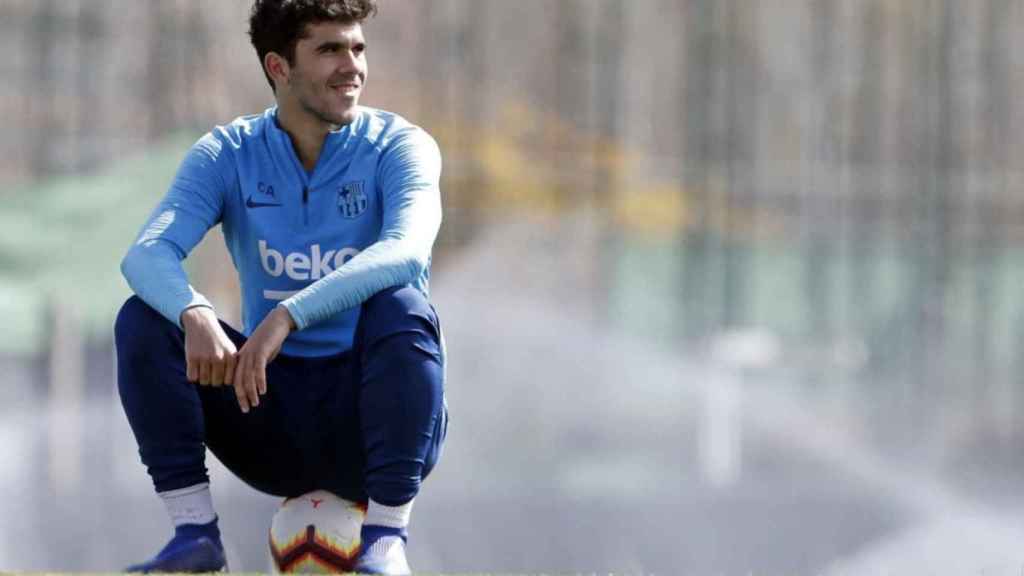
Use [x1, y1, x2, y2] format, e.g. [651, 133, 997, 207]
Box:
[279, 298, 307, 332]
[175, 290, 215, 329]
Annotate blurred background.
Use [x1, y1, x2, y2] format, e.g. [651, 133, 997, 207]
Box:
[3, 0, 1024, 573]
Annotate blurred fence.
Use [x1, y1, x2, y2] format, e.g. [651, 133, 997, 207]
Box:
[3, 0, 1024, 472]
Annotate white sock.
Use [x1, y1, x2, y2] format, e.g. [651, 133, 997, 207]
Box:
[159, 483, 217, 526]
[365, 534, 405, 557]
[364, 498, 413, 529]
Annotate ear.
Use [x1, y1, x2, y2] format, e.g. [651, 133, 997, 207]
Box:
[264, 52, 290, 88]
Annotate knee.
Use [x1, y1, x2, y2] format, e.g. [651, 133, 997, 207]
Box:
[358, 285, 437, 346]
[114, 295, 169, 350]
[115, 297, 182, 401]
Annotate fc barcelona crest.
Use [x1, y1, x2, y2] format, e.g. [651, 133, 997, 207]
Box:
[338, 181, 368, 219]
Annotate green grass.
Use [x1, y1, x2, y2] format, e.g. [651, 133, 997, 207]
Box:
[0, 132, 198, 354]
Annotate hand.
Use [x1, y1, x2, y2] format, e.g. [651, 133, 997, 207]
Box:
[181, 306, 238, 387]
[232, 305, 296, 413]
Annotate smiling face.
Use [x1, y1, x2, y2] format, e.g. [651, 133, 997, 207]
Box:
[271, 21, 368, 128]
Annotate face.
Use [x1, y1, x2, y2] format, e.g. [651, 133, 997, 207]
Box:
[277, 21, 368, 127]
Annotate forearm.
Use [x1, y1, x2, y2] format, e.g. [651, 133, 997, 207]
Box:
[283, 126, 442, 331]
[280, 236, 429, 330]
[121, 239, 213, 329]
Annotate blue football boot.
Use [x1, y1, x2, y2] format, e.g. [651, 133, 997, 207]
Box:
[354, 525, 411, 575]
[125, 520, 227, 573]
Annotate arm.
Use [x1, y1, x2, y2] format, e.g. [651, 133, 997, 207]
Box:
[122, 131, 243, 396]
[121, 131, 230, 328]
[280, 127, 442, 329]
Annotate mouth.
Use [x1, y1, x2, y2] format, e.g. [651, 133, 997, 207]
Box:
[330, 82, 361, 95]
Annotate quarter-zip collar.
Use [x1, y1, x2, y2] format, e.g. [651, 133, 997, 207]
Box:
[266, 106, 363, 189]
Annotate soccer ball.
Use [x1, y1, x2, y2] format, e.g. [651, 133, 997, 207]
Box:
[268, 490, 367, 573]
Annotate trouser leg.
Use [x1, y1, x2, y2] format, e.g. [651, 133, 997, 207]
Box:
[115, 296, 215, 492]
[354, 285, 448, 506]
[115, 296, 313, 496]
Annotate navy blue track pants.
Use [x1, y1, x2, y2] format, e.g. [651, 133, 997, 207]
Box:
[114, 285, 447, 506]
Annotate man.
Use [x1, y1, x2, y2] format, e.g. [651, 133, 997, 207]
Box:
[115, 1, 446, 574]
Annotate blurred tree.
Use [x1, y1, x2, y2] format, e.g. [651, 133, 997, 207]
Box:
[30, 0, 57, 176]
[979, 0, 1011, 431]
[720, 0, 756, 329]
[593, 0, 625, 321]
[802, 0, 837, 345]
[147, 1, 178, 137]
[680, 0, 717, 339]
[849, 3, 884, 340]
[76, 3, 106, 171]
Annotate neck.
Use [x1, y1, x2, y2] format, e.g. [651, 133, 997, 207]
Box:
[276, 102, 340, 172]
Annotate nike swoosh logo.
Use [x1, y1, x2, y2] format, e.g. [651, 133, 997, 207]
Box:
[246, 197, 282, 208]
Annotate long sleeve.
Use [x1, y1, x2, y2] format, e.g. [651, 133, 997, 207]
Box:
[121, 132, 231, 328]
[280, 128, 442, 330]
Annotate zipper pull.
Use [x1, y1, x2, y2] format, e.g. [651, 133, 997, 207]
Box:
[302, 187, 309, 226]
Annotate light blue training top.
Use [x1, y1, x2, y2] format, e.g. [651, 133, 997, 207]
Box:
[121, 106, 442, 357]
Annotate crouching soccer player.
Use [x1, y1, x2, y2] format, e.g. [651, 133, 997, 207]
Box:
[114, 1, 447, 574]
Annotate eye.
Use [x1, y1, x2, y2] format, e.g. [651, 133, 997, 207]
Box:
[353, 43, 366, 55]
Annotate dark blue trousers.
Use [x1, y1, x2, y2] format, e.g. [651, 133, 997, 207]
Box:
[115, 286, 447, 506]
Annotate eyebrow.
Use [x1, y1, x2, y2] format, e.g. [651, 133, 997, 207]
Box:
[316, 39, 365, 52]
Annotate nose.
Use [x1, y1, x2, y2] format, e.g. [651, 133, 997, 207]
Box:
[339, 49, 363, 76]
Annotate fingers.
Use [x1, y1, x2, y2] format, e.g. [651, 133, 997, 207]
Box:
[189, 356, 239, 387]
[223, 354, 236, 386]
[232, 353, 261, 413]
[231, 355, 247, 412]
[242, 356, 262, 411]
[255, 358, 268, 398]
[210, 356, 226, 387]
[233, 364, 250, 413]
[229, 335, 279, 414]
[186, 357, 198, 383]
[198, 360, 211, 386]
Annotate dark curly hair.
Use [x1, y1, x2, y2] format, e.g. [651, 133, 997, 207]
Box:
[249, 0, 378, 91]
